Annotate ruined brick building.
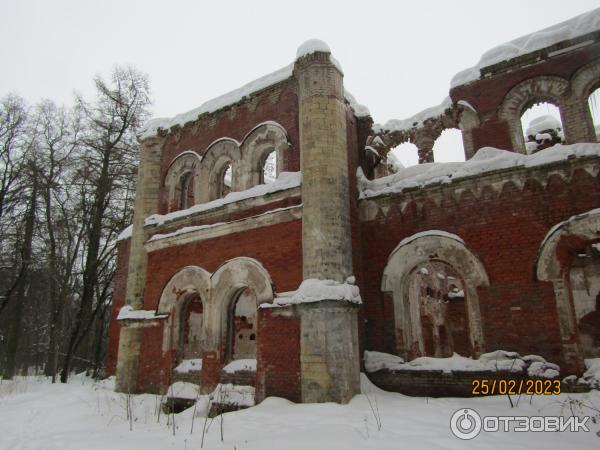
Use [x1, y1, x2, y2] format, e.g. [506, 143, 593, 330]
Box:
[107, 9, 600, 403]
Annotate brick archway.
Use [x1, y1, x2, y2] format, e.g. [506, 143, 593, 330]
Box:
[156, 266, 211, 355]
[498, 76, 569, 153]
[381, 231, 489, 360]
[241, 121, 290, 186]
[208, 257, 274, 354]
[163, 151, 202, 212]
[536, 208, 600, 373]
[201, 138, 241, 201]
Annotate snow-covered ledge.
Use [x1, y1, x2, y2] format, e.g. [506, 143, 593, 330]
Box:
[117, 305, 168, 327]
[145, 171, 302, 228]
[358, 143, 600, 200]
[145, 205, 302, 252]
[262, 277, 361, 308]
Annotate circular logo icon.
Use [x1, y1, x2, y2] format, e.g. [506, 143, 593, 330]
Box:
[450, 408, 482, 440]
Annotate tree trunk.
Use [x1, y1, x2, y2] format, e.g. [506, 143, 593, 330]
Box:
[3, 169, 37, 379]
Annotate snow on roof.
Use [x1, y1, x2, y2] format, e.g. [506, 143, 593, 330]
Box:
[364, 350, 559, 375]
[116, 224, 133, 242]
[222, 359, 257, 374]
[268, 277, 362, 307]
[139, 44, 370, 139]
[525, 115, 562, 137]
[358, 143, 600, 199]
[451, 8, 600, 88]
[374, 96, 452, 134]
[344, 89, 371, 118]
[117, 305, 168, 321]
[296, 39, 331, 59]
[139, 64, 294, 139]
[145, 171, 301, 228]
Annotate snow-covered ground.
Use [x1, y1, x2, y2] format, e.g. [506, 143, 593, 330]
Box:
[0, 374, 598, 449]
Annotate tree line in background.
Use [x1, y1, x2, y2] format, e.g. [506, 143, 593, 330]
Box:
[0, 66, 151, 382]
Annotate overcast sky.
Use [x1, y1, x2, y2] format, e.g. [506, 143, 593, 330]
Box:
[1, 0, 598, 164]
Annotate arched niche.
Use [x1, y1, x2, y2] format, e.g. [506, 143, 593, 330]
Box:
[157, 266, 211, 356]
[206, 257, 274, 356]
[202, 138, 241, 201]
[381, 231, 489, 360]
[536, 209, 600, 371]
[498, 76, 569, 153]
[163, 151, 202, 212]
[240, 122, 289, 189]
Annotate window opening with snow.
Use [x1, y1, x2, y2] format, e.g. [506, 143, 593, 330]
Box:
[520, 102, 564, 154]
[432, 129, 466, 163]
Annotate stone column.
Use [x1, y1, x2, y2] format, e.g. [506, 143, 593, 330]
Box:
[294, 42, 360, 404]
[115, 135, 164, 393]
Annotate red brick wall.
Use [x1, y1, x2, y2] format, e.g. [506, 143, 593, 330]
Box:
[136, 218, 302, 391]
[106, 239, 130, 376]
[158, 80, 300, 214]
[450, 41, 600, 151]
[360, 163, 600, 372]
[256, 307, 301, 402]
[450, 42, 600, 116]
[137, 324, 174, 393]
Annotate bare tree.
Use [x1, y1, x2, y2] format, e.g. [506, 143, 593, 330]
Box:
[60, 66, 150, 382]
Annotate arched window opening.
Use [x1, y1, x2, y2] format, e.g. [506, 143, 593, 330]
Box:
[228, 287, 257, 361]
[388, 142, 418, 169]
[570, 242, 600, 359]
[406, 261, 469, 358]
[588, 87, 600, 140]
[178, 172, 194, 210]
[220, 163, 232, 199]
[262, 150, 276, 184]
[432, 129, 466, 163]
[178, 293, 203, 362]
[520, 102, 564, 154]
